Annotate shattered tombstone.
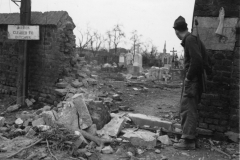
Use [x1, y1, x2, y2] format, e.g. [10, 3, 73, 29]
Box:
[58, 94, 93, 131]
[72, 94, 93, 129]
[57, 101, 80, 131]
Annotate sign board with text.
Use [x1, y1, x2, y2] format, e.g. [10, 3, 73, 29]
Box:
[8, 25, 40, 40]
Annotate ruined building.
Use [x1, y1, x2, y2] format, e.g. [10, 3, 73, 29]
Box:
[0, 11, 76, 104]
[193, 0, 240, 137]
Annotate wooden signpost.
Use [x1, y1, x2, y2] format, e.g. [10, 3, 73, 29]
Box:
[11, 0, 33, 105]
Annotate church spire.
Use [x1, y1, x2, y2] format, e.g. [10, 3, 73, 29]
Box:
[163, 41, 166, 53]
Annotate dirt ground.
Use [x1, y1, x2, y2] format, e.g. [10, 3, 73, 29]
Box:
[0, 71, 238, 160]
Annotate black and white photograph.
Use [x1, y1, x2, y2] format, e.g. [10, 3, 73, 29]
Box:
[0, 0, 239, 159]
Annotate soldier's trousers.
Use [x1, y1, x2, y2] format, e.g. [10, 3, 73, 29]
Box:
[180, 78, 200, 139]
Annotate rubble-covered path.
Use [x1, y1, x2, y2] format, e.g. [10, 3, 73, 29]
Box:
[0, 71, 239, 160]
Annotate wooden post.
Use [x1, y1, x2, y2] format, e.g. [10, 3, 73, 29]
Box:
[17, 0, 31, 105]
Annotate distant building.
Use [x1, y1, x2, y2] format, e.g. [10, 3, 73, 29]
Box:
[158, 41, 173, 67]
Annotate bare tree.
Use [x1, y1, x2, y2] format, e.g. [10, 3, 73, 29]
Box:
[112, 24, 125, 55]
[130, 30, 141, 58]
[77, 28, 92, 55]
[90, 31, 105, 57]
[106, 30, 113, 52]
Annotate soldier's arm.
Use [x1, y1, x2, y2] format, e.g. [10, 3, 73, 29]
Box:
[186, 36, 203, 80]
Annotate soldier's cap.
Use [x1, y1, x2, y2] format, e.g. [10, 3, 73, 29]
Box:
[173, 16, 188, 30]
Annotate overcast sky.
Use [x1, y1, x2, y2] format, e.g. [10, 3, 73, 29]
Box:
[0, 0, 195, 55]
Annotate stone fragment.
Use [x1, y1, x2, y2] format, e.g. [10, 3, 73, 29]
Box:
[30, 98, 36, 103]
[158, 135, 172, 145]
[32, 118, 45, 127]
[0, 127, 8, 133]
[82, 79, 89, 87]
[97, 115, 126, 137]
[0, 116, 5, 127]
[86, 124, 97, 136]
[86, 78, 97, 85]
[73, 94, 92, 129]
[42, 110, 58, 127]
[71, 80, 83, 88]
[25, 99, 33, 107]
[7, 104, 20, 112]
[122, 128, 157, 149]
[26, 128, 36, 138]
[77, 72, 88, 78]
[55, 89, 68, 96]
[101, 146, 114, 154]
[155, 149, 161, 154]
[137, 149, 144, 155]
[225, 131, 240, 142]
[56, 82, 68, 88]
[42, 106, 51, 111]
[87, 101, 111, 130]
[15, 118, 23, 125]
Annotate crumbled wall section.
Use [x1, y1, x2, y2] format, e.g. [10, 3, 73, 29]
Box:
[0, 11, 76, 104]
[193, 0, 240, 135]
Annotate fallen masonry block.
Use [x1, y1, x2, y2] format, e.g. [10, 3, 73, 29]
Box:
[128, 113, 213, 136]
[97, 115, 126, 137]
[128, 113, 180, 131]
[0, 116, 5, 127]
[55, 89, 68, 96]
[56, 82, 69, 88]
[122, 128, 157, 149]
[73, 94, 93, 129]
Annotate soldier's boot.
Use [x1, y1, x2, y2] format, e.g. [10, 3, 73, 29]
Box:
[173, 139, 196, 150]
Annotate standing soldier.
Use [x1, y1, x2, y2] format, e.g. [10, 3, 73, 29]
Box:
[172, 16, 205, 150]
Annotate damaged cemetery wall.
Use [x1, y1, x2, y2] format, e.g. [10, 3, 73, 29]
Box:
[0, 11, 76, 104]
[193, 0, 240, 135]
